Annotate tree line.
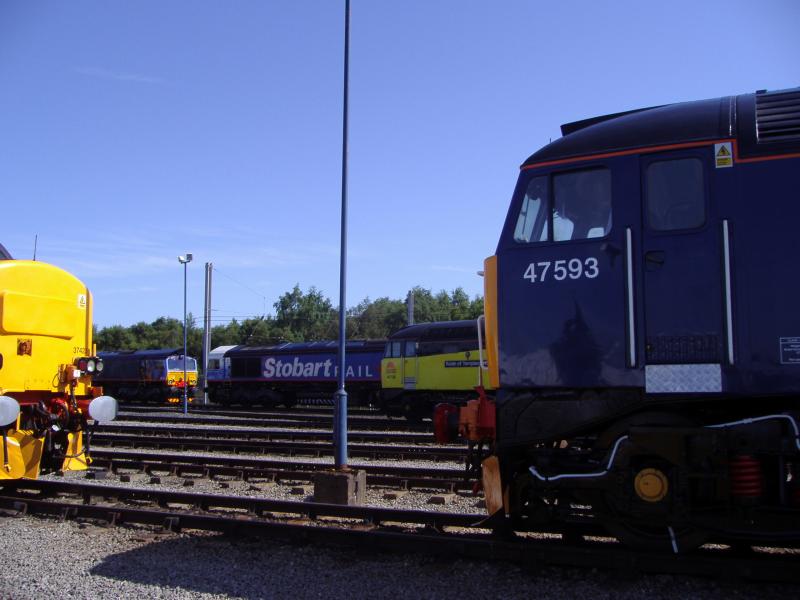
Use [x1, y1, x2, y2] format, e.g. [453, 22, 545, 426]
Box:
[94, 285, 484, 359]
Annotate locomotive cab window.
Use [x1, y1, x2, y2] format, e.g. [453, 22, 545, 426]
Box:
[513, 176, 549, 243]
[646, 158, 705, 230]
[384, 341, 402, 358]
[168, 356, 198, 371]
[513, 169, 611, 243]
[553, 169, 612, 240]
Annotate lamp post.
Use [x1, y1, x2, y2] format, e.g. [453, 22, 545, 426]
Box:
[333, 0, 351, 469]
[178, 253, 193, 415]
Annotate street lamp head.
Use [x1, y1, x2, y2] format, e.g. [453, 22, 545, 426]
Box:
[178, 253, 193, 264]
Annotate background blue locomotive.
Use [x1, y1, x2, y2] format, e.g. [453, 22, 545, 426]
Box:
[95, 348, 198, 403]
[207, 340, 384, 407]
[438, 86, 800, 551]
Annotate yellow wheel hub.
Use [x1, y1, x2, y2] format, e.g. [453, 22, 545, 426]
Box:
[634, 468, 669, 502]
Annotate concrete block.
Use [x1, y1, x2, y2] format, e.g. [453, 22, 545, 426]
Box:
[290, 484, 313, 495]
[313, 469, 366, 505]
[428, 493, 456, 505]
[383, 490, 408, 501]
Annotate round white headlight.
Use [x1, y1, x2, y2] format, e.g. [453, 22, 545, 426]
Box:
[88, 395, 118, 422]
[86, 359, 96, 373]
[0, 396, 21, 427]
[95, 360, 104, 373]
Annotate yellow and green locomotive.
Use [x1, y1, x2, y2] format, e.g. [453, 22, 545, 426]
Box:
[380, 319, 491, 421]
[0, 245, 117, 480]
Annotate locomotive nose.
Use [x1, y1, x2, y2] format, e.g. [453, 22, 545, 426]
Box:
[0, 396, 20, 427]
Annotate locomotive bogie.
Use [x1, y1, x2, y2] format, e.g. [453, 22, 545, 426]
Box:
[497, 409, 800, 549]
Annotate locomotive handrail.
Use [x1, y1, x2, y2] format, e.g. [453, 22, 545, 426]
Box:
[625, 228, 636, 367]
[476, 315, 485, 388]
[707, 414, 800, 451]
[722, 219, 735, 365]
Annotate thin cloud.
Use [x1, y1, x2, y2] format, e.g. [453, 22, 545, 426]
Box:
[430, 264, 479, 274]
[31, 229, 335, 280]
[100, 286, 159, 295]
[75, 66, 164, 84]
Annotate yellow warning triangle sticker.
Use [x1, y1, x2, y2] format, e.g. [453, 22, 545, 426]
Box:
[717, 145, 731, 157]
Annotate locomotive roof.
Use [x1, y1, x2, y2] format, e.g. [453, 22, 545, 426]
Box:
[388, 319, 480, 341]
[209, 345, 238, 356]
[98, 348, 186, 359]
[523, 87, 800, 166]
[226, 339, 385, 357]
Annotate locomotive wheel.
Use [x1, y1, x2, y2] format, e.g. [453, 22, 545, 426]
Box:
[591, 412, 709, 553]
[402, 400, 427, 423]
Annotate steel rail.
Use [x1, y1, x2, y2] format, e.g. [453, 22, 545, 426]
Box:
[89, 448, 467, 477]
[121, 398, 386, 418]
[89, 449, 465, 478]
[120, 404, 388, 418]
[96, 423, 437, 444]
[115, 412, 432, 432]
[90, 432, 465, 461]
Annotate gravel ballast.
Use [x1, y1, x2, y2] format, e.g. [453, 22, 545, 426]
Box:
[1, 514, 795, 600]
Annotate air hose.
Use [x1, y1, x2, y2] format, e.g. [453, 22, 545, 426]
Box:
[2, 428, 10, 472]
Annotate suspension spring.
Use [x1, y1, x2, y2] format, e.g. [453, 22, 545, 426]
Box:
[729, 454, 763, 499]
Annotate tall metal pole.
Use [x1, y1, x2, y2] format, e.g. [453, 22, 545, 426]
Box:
[182, 260, 188, 415]
[333, 0, 351, 469]
[202, 262, 213, 405]
[407, 290, 414, 325]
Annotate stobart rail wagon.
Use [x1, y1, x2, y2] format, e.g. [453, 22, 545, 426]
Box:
[0, 245, 117, 479]
[436, 87, 800, 551]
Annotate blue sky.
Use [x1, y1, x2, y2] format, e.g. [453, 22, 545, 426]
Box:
[2, 1, 798, 328]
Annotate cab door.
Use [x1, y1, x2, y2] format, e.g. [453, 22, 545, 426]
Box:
[381, 341, 403, 390]
[402, 340, 418, 390]
[496, 162, 639, 389]
[640, 150, 724, 393]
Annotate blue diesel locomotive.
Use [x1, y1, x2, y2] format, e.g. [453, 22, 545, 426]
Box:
[94, 349, 198, 403]
[207, 340, 384, 407]
[437, 87, 800, 551]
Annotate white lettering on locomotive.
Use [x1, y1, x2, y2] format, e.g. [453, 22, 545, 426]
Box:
[523, 257, 599, 283]
[263, 356, 372, 379]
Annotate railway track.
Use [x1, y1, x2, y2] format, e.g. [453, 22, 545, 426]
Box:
[126, 401, 382, 412]
[87, 449, 473, 492]
[1, 478, 798, 583]
[115, 410, 431, 432]
[98, 422, 436, 444]
[89, 431, 464, 460]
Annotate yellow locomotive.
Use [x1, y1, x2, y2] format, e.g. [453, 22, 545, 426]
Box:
[381, 319, 492, 421]
[0, 245, 116, 480]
